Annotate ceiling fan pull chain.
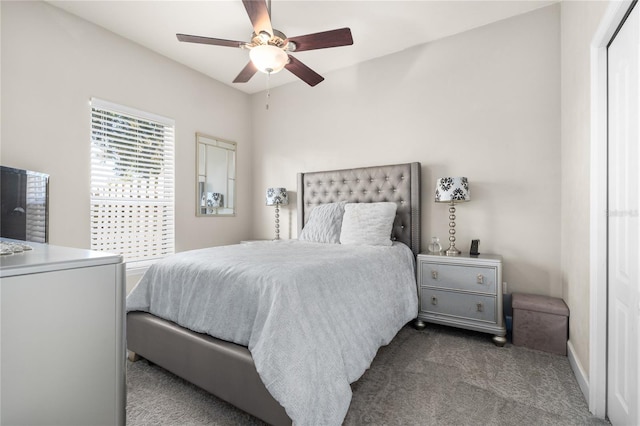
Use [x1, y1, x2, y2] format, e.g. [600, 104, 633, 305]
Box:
[265, 71, 271, 110]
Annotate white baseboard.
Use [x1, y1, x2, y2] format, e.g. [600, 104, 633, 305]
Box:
[567, 340, 589, 404]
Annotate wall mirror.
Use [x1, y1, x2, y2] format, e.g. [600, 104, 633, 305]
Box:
[196, 133, 236, 216]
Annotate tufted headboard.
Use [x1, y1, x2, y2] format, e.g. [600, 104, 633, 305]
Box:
[297, 163, 421, 256]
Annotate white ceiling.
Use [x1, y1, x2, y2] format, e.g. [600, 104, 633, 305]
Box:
[47, 0, 557, 94]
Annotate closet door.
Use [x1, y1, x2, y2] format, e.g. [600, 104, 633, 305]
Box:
[607, 4, 639, 425]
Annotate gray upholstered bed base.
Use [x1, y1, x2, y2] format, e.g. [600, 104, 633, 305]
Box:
[127, 162, 421, 425]
[127, 312, 291, 425]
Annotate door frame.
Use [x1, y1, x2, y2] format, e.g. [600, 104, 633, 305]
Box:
[589, 0, 635, 418]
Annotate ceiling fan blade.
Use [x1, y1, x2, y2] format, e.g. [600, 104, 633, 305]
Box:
[285, 55, 324, 87]
[242, 0, 273, 37]
[233, 61, 258, 83]
[176, 34, 245, 48]
[287, 28, 353, 52]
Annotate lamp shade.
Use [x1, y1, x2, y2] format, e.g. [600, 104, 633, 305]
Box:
[266, 187, 288, 206]
[435, 177, 470, 203]
[207, 192, 223, 208]
[250, 45, 288, 74]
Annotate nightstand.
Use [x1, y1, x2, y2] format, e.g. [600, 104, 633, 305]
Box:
[415, 252, 507, 346]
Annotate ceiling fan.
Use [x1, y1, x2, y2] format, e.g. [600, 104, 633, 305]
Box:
[176, 0, 353, 87]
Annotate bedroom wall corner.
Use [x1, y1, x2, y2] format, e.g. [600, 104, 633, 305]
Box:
[559, 0, 609, 387]
[249, 5, 562, 301]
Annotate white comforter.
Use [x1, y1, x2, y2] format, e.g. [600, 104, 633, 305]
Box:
[126, 240, 418, 425]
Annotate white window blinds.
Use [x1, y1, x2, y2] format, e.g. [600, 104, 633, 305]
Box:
[90, 98, 175, 269]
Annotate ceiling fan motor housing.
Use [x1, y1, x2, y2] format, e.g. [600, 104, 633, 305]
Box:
[250, 29, 295, 51]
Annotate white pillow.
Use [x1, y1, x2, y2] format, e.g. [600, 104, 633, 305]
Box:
[339, 202, 397, 246]
[299, 202, 346, 244]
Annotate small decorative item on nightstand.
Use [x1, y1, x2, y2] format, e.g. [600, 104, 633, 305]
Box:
[428, 237, 442, 254]
[470, 239, 480, 256]
[415, 252, 507, 346]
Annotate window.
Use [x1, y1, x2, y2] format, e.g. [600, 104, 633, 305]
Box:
[90, 98, 175, 270]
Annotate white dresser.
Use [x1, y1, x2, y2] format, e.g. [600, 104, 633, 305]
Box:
[0, 240, 125, 425]
[416, 252, 507, 346]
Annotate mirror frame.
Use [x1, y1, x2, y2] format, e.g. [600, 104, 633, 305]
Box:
[196, 132, 237, 217]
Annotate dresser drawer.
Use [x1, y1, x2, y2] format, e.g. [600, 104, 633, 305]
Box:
[420, 288, 497, 323]
[420, 262, 496, 294]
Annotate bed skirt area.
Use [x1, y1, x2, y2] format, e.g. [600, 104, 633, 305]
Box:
[127, 312, 291, 426]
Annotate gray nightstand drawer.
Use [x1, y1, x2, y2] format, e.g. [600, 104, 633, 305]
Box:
[421, 288, 497, 323]
[420, 262, 496, 294]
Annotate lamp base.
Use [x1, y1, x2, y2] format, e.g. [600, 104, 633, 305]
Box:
[274, 204, 280, 240]
[445, 201, 460, 256]
[445, 247, 461, 256]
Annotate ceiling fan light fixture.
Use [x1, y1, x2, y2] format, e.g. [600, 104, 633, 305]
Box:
[258, 30, 272, 43]
[285, 41, 297, 52]
[250, 44, 288, 74]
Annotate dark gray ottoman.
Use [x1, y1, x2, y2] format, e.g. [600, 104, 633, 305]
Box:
[512, 293, 569, 355]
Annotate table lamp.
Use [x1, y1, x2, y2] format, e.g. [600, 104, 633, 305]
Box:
[435, 177, 470, 256]
[265, 187, 288, 240]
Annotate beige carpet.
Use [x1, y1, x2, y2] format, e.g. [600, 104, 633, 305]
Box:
[127, 324, 608, 425]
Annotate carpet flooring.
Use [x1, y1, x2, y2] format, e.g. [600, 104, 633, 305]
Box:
[127, 324, 609, 425]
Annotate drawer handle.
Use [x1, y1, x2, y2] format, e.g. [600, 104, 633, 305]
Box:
[476, 302, 484, 312]
[477, 274, 484, 284]
[431, 270, 438, 280]
[431, 296, 438, 305]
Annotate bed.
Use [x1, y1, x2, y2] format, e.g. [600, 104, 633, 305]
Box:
[126, 162, 421, 425]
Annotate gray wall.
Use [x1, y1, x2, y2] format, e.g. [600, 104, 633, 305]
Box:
[250, 5, 562, 299]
